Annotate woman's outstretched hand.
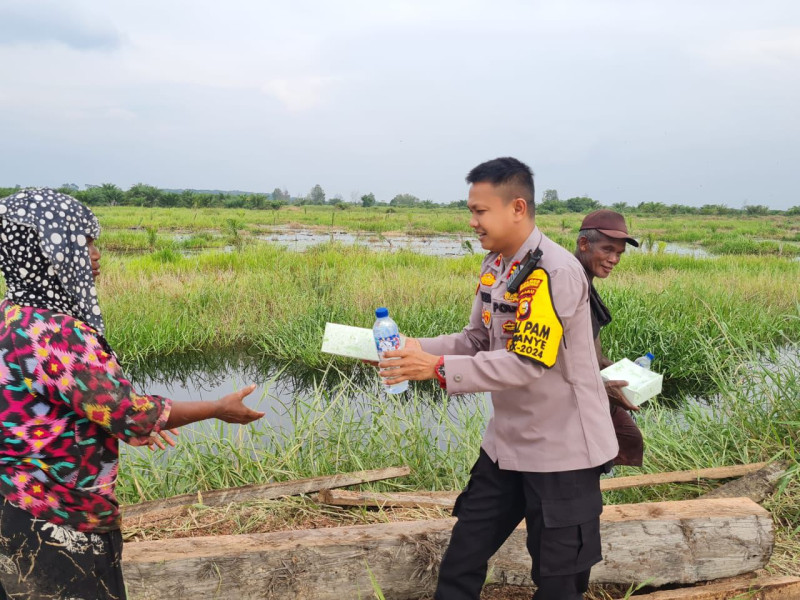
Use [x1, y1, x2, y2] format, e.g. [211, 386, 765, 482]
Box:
[215, 384, 265, 424]
[148, 428, 180, 451]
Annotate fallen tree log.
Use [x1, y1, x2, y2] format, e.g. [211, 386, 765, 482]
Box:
[701, 461, 787, 503]
[612, 575, 800, 599]
[123, 497, 773, 600]
[318, 463, 770, 509]
[122, 466, 410, 519]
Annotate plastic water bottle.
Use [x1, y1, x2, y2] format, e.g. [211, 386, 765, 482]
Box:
[634, 352, 655, 369]
[373, 307, 408, 394]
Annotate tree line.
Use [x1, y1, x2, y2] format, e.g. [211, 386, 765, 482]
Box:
[0, 184, 797, 215]
[537, 190, 800, 216]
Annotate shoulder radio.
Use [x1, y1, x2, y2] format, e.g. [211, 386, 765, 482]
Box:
[506, 247, 543, 294]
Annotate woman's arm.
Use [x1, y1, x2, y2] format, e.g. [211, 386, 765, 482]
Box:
[165, 384, 264, 428]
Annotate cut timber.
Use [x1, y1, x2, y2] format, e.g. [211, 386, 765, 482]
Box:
[318, 463, 769, 509]
[599, 462, 768, 492]
[701, 462, 787, 503]
[122, 466, 410, 519]
[123, 497, 773, 600]
[612, 575, 800, 599]
[317, 488, 457, 509]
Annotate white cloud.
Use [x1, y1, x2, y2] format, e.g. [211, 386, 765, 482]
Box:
[1, 0, 799, 208]
[697, 28, 800, 70]
[261, 76, 340, 111]
[65, 106, 138, 122]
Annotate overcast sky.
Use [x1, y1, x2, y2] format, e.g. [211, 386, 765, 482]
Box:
[0, 1, 798, 209]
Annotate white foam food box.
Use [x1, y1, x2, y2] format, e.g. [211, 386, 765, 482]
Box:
[321, 323, 380, 362]
[600, 358, 663, 406]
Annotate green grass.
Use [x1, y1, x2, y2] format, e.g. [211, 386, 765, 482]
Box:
[119, 374, 487, 503]
[1, 237, 796, 393]
[84, 244, 798, 398]
[117, 344, 800, 577]
[118, 345, 799, 506]
[89, 207, 800, 257]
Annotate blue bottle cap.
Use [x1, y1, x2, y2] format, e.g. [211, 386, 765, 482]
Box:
[645, 352, 655, 360]
[375, 307, 389, 318]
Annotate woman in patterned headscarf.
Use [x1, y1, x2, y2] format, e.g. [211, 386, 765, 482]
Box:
[0, 189, 264, 599]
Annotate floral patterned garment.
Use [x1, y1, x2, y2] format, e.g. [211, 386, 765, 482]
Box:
[0, 300, 171, 532]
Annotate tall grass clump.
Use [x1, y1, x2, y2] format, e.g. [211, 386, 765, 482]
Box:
[119, 341, 799, 556]
[94, 244, 798, 397]
[117, 372, 489, 504]
[99, 244, 480, 372]
[596, 253, 799, 395]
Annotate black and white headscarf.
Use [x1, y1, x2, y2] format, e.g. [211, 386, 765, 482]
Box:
[0, 188, 105, 334]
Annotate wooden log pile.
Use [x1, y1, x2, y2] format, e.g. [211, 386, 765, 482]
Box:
[120, 463, 790, 600]
[122, 466, 411, 518]
[614, 575, 800, 599]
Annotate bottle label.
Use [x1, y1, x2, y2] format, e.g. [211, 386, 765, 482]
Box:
[375, 333, 401, 353]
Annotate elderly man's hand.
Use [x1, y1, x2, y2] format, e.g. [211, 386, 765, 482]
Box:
[380, 341, 439, 385]
[605, 379, 640, 412]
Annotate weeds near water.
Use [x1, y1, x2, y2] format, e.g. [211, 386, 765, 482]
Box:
[86, 244, 800, 399]
[118, 370, 488, 503]
[145, 226, 158, 250]
[226, 218, 245, 250]
[89, 207, 800, 256]
[641, 232, 656, 252]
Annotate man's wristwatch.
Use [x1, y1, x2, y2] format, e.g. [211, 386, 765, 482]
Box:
[434, 355, 446, 389]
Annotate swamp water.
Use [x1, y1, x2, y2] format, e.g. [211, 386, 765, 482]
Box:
[173, 228, 720, 259]
[121, 340, 799, 452]
[118, 236, 798, 460]
[123, 357, 490, 450]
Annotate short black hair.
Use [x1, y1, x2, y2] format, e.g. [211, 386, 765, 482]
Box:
[466, 157, 535, 217]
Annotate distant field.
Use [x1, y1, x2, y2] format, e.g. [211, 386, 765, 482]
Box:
[101, 236, 798, 577]
[92, 206, 800, 257]
[3, 205, 797, 574]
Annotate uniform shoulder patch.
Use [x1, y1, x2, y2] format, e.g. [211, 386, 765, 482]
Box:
[508, 268, 564, 368]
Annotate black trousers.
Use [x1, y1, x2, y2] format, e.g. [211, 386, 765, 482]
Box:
[435, 450, 608, 600]
[0, 498, 126, 600]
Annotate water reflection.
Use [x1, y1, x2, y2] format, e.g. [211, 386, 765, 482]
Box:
[154, 229, 800, 260]
[125, 350, 713, 415]
[125, 354, 484, 441]
[256, 227, 473, 257]
[630, 243, 715, 258]
[123, 341, 798, 441]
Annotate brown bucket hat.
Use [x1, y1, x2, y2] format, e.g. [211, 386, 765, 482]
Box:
[580, 210, 639, 247]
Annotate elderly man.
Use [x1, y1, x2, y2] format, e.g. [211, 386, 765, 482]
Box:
[575, 209, 643, 467]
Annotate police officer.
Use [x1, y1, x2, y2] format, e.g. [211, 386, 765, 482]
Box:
[381, 157, 618, 600]
[575, 209, 644, 466]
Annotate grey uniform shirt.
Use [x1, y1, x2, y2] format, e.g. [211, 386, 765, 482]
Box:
[420, 226, 618, 473]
